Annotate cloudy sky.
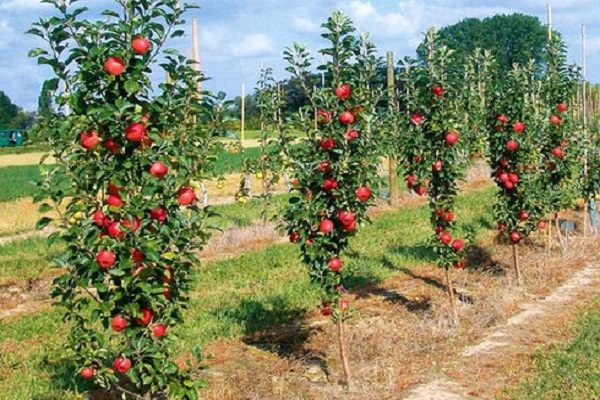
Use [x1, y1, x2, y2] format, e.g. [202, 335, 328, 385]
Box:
[0, 0, 598, 111]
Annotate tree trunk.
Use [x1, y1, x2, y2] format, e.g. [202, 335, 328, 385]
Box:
[512, 243, 522, 285]
[444, 267, 458, 321]
[337, 299, 352, 385]
[388, 155, 399, 207]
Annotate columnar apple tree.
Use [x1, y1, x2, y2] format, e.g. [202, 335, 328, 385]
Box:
[398, 29, 467, 318]
[488, 61, 545, 282]
[282, 12, 381, 382]
[30, 1, 217, 397]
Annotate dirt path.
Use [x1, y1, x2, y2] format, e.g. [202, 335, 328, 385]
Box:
[402, 259, 600, 399]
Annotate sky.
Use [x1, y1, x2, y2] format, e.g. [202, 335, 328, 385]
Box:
[0, 0, 598, 112]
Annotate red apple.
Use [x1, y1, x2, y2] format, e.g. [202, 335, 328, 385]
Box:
[504, 181, 514, 190]
[289, 231, 300, 243]
[80, 368, 95, 379]
[508, 173, 519, 183]
[443, 211, 455, 222]
[105, 138, 120, 155]
[125, 123, 147, 142]
[344, 128, 359, 141]
[537, 220, 547, 229]
[518, 210, 529, 220]
[512, 121, 525, 133]
[338, 111, 355, 125]
[107, 221, 125, 239]
[328, 257, 343, 272]
[406, 174, 416, 187]
[339, 211, 355, 227]
[92, 210, 106, 227]
[506, 140, 519, 151]
[111, 315, 127, 332]
[129, 249, 143, 263]
[410, 112, 424, 125]
[107, 194, 123, 208]
[499, 173, 509, 182]
[163, 285, 170, 298]
[317, 110, 332, 124]
[150, 161, 168, 178]
[551, 148, 563, 158]
[550, 115, 562, 125]
[500, 158, 509, 168]
[340, 299, 350, 310]
[97, 250, 116, 269]
[431, 85, 443, 97]
[178, 187, 196, 206]
[317, 161, 332, 173]
[320, 138, 336, 151]
[132, 36, 151, 55]
[319, 219, 334, 234]
[322, 178, 339, 192]
[453, 260, 465, 269]
[122, 218, 141, 233]
[556, 103, 568, 113]
[150, 207, 167, 223]
[432, 160, 443, 172]
[440, 233, 452, 245]
[496, 114, 509, 124]
[80, 131, 99, 149]
[355, 186, 372, 202]
[497, 223, 507, 230]
[445, 131, 459, 145]
[335, 83, 351, 100]
[451, 239, 464, 251]
[414, 185, 427, 196]
[152, 324, 167, 338]
[113, 357, 131, 374]
[104, 57, 125, 76]
[135, 308, 153, 326]
[509, 231, 521, 243]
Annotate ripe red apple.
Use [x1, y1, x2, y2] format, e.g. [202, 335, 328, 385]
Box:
[453, 259, 465, 269]
[355, 186, 372, 202]
[163, 285, 170, 298]
[339, 211, 355, 227]
[556, 103, 568, 113]
[518, 210, 529, 220]
[322, 178, 339, 192]
[317, 110, 332, 124]
[560, 141, 568, 148]
[97, 250, 116, 269]
[317, 161, 332, 173]
[111, 315, 127, 332]
[537, 220, 547, 229]
[496, 114, 509, 124]
[551, 147, 563, 158]
[512, 121, 525, 133]
[132, 36, 151, 55]
[125, 123, 147, 142]
[328, 257, 343, 272]
[113, 357, 131, 374]
[140, 135, 153, 150]
[440, 233, 452, 245]
[135, 308, 153, 326]
[152, 324, 167, 338]
[508, 173, 519, 183]
[107, 221, 125, 239]
[289, 231, 300, 243]
[107, 194, 123, 208]
[92, 210, 106, 227]
[414, 185, 427, 196]
[80, 368, 95, 379]
[319, 219, 334, 234]
[105, 138, 120, 155]
[431, 85, 443, 97]
[129, 249, 143, 263]
[406, 174, 416, 187]
[499, 173, 509, 183]
[340, 299, 350, 310]
[445, 131, 459, 145]
[338, 111, 355, 125]
[335, 83, 351, 100]
[321, 306, 333, 316]
[443, 211, 455, 222]
[506, 140, 519, 151]
[504, 181, 514, 190]
[104, 57, 125, 76]
[108, 182, 121, 195]
[410, 112, 424, 125]
[509, 231, 521, 243]
[432, 160, 443, 172]
[550, 115, 562, 125]
[500, 158, 509, 168]
[80, 131, 99, 149]
[344, 128, 359, 141]
[497, 222, 507, 230]
[150, 207, 167, 223]
[178, 187, 196, 206]
[150, 161, 168, 178]
[123, 218, 141, 233]
[451, 239, 464, 251]
[320, 138, 336, 151]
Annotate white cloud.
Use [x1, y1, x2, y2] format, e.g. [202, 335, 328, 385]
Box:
[292, 16, 320, 33]
[231, 33, 275, 58]
[0, 0, 49, 11]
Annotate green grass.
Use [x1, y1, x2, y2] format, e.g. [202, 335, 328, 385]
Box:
[0, 143, 49, 155]
[0, 165, 45, 202]
[226, 129, 304, 141]
[0, 187, 496, 398]
[504, 299, 600, 399]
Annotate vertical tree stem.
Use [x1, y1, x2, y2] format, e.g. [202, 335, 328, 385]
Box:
[337, 299, 352, 384]
[512, 243, 522, 285]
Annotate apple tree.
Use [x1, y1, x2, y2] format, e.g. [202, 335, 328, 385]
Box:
[29, 0, 221, 398]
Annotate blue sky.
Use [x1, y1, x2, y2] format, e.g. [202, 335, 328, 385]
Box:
[0, 0, 598, 111]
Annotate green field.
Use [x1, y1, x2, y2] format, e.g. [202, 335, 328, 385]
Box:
[0, 187, 496, 397]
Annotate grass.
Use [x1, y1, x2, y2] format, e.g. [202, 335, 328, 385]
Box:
[0, 165, 46, 202]
[0, 143, 49, 155]
[504, 299, 600, 399]
[0, 187, 496, 398]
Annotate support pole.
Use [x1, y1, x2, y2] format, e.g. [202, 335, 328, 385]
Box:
[387, 51, 399, 207]
[241, 83, 246, 143]
[547, 3, 553, 40]
[191, 17, 201, 92]
[512, 243, 522, 286]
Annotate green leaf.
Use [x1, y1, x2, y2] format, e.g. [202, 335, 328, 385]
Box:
[36, 217, 53, 230]
[124, 80, 140, 94]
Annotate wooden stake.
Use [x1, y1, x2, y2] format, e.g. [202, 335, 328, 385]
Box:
[547, 3, 553, 40]
[512, 243, 522, 285]
[192, 17, 202, 93]
[337, 298, 352, 384]
[241, 83, 245, 143]
[387, 51, 399, 207]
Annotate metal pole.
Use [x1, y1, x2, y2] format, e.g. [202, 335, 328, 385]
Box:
[547, 3, 553, 40]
